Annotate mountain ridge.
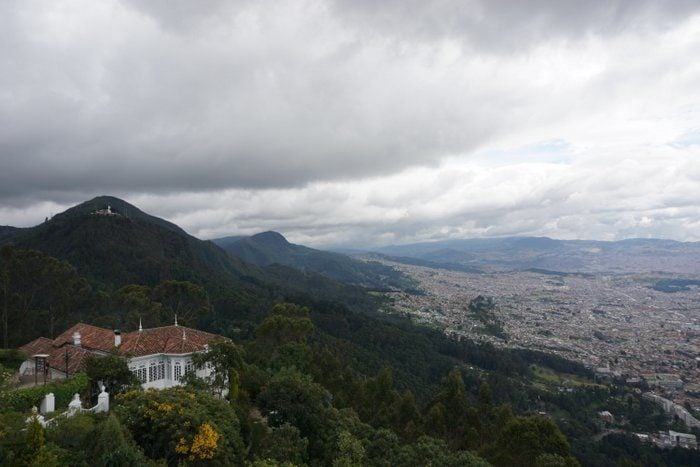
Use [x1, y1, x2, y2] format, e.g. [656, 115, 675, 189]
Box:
[368, 236, 700, 274]
[213, 231, 414, 290]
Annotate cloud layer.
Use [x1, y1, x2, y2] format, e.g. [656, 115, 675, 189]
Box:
[1, 0, 700, 247]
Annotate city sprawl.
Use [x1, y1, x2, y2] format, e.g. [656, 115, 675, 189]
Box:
[382, 260, 700, 417]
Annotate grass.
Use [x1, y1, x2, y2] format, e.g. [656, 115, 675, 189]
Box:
[530, 364, 603, 390]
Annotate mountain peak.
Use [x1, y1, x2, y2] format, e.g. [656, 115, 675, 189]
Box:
[7, 196, 260, 288]
[250, 231, 290, 246]
[50, 195, 187, 236]
[54, 195, 138, 218]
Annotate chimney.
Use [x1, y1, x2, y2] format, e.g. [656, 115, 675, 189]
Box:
[114, 329, 121, 347]
[72, 331, 81, 347]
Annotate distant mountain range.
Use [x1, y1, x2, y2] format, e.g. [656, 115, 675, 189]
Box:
[5, 196, 699, 297]
[368, 236, 700, 274]
[213, 231, 414, 290]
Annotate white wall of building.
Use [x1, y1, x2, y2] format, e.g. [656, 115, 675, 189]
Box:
[128, 353, 212, 390]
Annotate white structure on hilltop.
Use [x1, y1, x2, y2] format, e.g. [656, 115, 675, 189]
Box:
[91, 205, 119, 216]
[19, 322, 223, 391]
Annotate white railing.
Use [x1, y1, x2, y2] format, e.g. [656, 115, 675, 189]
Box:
[30, 387, 109, 428]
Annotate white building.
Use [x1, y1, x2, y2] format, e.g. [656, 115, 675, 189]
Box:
[19, 322, 224, 390]
[119, 324, 219, 389]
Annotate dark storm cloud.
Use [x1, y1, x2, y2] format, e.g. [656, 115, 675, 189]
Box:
[3, 0, 698, 205]
[0, 0, 494, 203]
[1, 0, 700, 245]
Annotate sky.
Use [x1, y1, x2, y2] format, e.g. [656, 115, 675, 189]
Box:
[1, 0, 700, 248]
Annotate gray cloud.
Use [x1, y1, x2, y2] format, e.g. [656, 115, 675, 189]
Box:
[0, 0, 499, 200]
[1, 1, 700, 246]
[333, 0, 700, 49]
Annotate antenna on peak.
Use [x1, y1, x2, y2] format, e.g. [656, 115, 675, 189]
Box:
[174, 314, 178, 326]
[139, 317, 143, 332]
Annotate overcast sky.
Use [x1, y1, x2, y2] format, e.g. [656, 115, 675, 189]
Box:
[2, 0, 700, 248]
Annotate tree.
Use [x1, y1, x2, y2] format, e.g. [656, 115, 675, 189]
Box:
[20, 414, 59, 466]
[487, 416, 578, 467]
[361, 367, 398, 427]
[255, 304, 314, 348]
[0, 244, 12, 349]
[252, 303, 315, 368]
[44, 413, 96, 466]
[332, 430, 365, 467]
[112, 284, 164, 330]
[365, 429, 402, 467]
[38, 257, 90, 339]
[397, 436, 490, 467]
[91, 414, 150, 467]
[0, 246, 88, 347]
[115, 387, 243, 465]
[392, 390, 421, 441]
[151, 280, 213, 328]
[190, 339, 245, 400]
[84, 352, 139, 396]
[424, 368, 470, 448]
[256, 367, 333, 461]
[257, 423, 308, 466]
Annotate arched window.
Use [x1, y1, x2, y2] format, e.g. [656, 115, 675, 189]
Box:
[174, 361, 182, 381]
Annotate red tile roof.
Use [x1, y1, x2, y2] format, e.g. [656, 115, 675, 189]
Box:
[52, 323, 117, 352]
[19, 337, 54, 357]
[19, 338, 93, 375]
[120, 325, 222, 357]
[46, 345, 93, 375]
[19, 324, 224, 375]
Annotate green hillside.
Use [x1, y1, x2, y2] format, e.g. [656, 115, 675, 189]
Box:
[0, 226, 23, 243]
[215, 231, 414, 290]
[1, 197, 383, 328]
[10, 196, 262, 289]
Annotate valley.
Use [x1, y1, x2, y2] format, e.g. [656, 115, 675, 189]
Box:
[379, 258, 700, 417]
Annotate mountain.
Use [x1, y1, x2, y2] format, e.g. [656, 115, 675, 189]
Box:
[2, 196, 385, 319]
[214, 231, 414, 290]
[5, 196, 265, 291]
[0, 225, 24, 243]
[371, 236, 700, 274]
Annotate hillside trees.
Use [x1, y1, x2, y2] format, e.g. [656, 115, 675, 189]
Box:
[485, 416, 578, 467]
[112, 284, 165, 330]
[114, 280, 213, 330]
[151, 280, 213, 327]
[0, 245, 89, 347]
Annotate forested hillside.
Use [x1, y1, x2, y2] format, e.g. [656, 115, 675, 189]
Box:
[215, 231, 414, 290]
